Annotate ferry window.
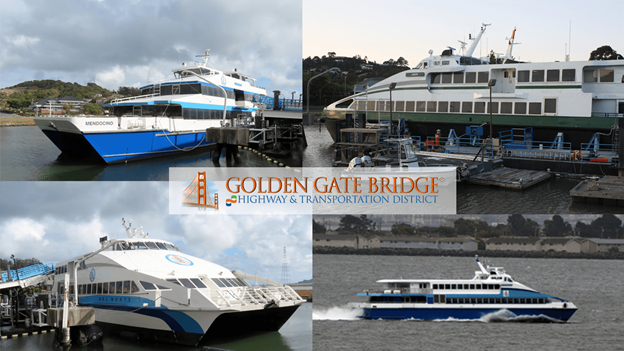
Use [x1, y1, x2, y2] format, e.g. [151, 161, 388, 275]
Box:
[464, 284, 469, 289]
[108, 282, 115, 294]
[433, 295, 439, 303]
[465, 72, 476, 83]
[178, 278, 196, 289]
[445, 297, 451, 303]
[416, 63, 423, 69]
[544, 99, 557, 114]
[416, 101, 426, 112]
[489, 298, 495, 303]
[504, 71, 509, 78]
[172, 85, 180, 95]
[102, 282, 108, 294]
[583, 70, 598, 82]
[547, 69, 560, 82]
[518, 71, 530, 83]
[135, 242, 148, 250]
[600, 69, 614, 82]
[451, 284, 457, 289]
[477, 298, 482, 304]
[562, 69, 576, 81]
[470, 298, 476, 304]
[532, 70, 544, 82]
[442, 73, 452, 83]
[475, 284, 481, 290]
[532, 298, 537, 304]
[501, 102, 512, 114]
[166, 278, 181, 286]
[395, 101, 405, 112]
[146, 242, 159, 250]
[91, 283, 96, 294]
[487, 102, 498, 114]
[237, 278, 248, 287]
[438, 101, 448, 113]
[432, 73, 441, 84]
[160, 85, 172, 95]
[191, 278, 207, 289]
[450, 101, 460, 113]
[529, 102, 542, 115]
[495, 284, 500, 289]
[433, 284, 438, 289]
[474, 102, 485, 114]
[539, 298, 544, 304]
[452, 298, 458, 303]
[98, 283, 103, 294]
[453, 72, 464, 84]
[155, 242, 168, 250]
[427, 101, 437, 112]
[520, 298, 526, 304]
[445, 284, 451, 289]
[86, 284, 92, 295]
[405, 101, 415, 112]
[212, 278, 226, 288]
[116, 281, 123, 294]
[442, 61, 450, 66]
[462, 102, 472, 113]
[478, 72, 489, 83]
[514, 102, 527, 114]
[469, 284, 475, 289]
[131, 281, 139, 293]
[123, 281, 131, 294]
[514, 298, 519, 304]
[457, 284, 463, 290]
[496, 298, 501, 303]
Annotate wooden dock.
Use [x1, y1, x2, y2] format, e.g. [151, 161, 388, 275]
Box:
[467, 167, 552, 190]
[570, 176, 624, 206]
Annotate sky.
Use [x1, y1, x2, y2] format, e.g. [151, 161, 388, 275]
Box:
[0, 181, 312, 284]
[303, 0, 624, 67]
[0, 0, 302, 97]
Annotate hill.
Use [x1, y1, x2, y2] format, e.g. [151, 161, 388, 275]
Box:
[0, 80, 118, 114]
[303, 53, 410, 110]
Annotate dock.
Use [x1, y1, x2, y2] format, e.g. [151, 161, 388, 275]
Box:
[570, 176, 624, 206]
[466, 167, 552, 190]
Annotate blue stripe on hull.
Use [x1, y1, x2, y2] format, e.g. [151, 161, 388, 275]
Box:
[363, 307, 576, 321]
[83, 130, 213, 163]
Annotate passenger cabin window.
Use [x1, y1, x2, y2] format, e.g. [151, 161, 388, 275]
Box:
[453, 72, 464, 84]
[518, 70, 530, 82]
[477, 72, 489, 83]
[584, 70, 598, 82]
[532, 70, 544, 82]
[547, 70, 560, 82]
[544, 99, 557, 114]
[450, 101, 460, 112]
[562, 69, 576, 81]
[465, 72, 476, 83]
[600, 70, 614, 82]
[515, 102, 527, 114]
[529, 102, 542, 115]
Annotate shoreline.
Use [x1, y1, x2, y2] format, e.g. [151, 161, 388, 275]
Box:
[0, 116, 35, 127]
[313, 246, 624, 260]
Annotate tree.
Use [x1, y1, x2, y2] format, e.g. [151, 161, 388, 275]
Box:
[589, 45, 624, 60]
[391, 222, 416, 236]
[83, 102, 103, 115]
[63, 103, 74, 114]
[590, 214, 622, 238]
[507, 214, 526, 236]
[396, 57, 409, 67]
[338, 215, 373, 233]
[313, 219, 326, 234]
[327, 52, 336, 58]
[543, 215, 572, 237]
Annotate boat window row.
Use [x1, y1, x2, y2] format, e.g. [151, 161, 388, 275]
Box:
[211, 277, 249, 288]
[442, 296, 549, 304]
[57, 280, 141, 295]
[369, 296, 427, 303]
[142, 83, 236, 99]
[430, 71, 490, 85]
[165, 277, 208, 289]
[111, 241, 180, 251]
[433, 283, 501, 290]
[182, 109, 253, 120]
[517, 69, 576, 83]
[352, 99, 556, 115]
[55, 265, 68, 275]
[583, 69, 618, 83]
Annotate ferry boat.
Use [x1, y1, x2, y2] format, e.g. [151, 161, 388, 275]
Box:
[326, 24, 624, 148]
[350, 256, 577, 322]
[50, 219, 305, 346]
[34, 50, 267, 163]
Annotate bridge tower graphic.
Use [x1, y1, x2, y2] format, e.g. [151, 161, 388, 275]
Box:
[183, 171, 218, 210]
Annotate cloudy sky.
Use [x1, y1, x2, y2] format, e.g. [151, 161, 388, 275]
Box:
[0, 181, 312, 284]
[304, 0, 624, 67]
[0, 0, 302, 96]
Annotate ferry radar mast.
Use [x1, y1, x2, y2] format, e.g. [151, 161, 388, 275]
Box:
[465, 23, 490, 58]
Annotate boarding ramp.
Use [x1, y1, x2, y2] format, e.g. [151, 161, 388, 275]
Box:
[0, 263, 55, 291]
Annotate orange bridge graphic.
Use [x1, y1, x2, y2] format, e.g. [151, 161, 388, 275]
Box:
[183, 172, 218, 210]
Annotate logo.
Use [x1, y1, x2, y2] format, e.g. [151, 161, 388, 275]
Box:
[182, 171, 218, 210]
[165, 254, 194, 266]
[89, 268, 96, 282]
[226, 195, 237, 207]
[221, 76, 226, 85]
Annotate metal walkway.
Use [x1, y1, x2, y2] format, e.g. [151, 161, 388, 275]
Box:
[0, 264, 55, 291]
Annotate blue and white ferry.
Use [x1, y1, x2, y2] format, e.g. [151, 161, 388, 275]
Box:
[50, 219, 304, 346]
[350, 256, 577, 322]
[34, 50, 267, 163]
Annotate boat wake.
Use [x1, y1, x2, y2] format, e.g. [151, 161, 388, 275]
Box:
[313, 305, 363, 320]
[426, 309, 564, 323]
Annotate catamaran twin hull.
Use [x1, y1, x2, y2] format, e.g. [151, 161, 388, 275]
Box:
[34, 116, 217, 163]
[89, 301, 300, 346]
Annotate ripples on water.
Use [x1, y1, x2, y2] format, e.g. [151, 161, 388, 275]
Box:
[313, 255, 624, 351]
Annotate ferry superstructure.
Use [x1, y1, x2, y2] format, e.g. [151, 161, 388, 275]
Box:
[34, 50, 267, 163]
[350, 256, 577, 322]
[50, 219, 304, 346]
[327, 24, 624, 147]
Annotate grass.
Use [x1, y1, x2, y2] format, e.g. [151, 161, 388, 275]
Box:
[0, 116, 35, 126]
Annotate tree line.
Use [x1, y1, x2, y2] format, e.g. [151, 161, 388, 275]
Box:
[313, 214, 624, 239]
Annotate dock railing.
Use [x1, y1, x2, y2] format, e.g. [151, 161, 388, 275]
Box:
[426, 135, 494, 158]
[0, 263, 55, 283]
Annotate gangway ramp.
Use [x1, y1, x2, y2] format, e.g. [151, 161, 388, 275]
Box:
[0, 263, 55, 291]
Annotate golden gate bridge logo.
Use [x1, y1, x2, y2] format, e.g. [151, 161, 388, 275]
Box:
[182, 171, 218, 210]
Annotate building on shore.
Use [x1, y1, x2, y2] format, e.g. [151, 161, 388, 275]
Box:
[29, 96, 89, 115]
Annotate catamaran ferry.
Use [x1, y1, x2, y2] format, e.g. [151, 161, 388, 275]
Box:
[350, 256, 577, 322]
[34, 50, 267, 163]
[50, 219, 304, 346]
[327, 24, 624, 147]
